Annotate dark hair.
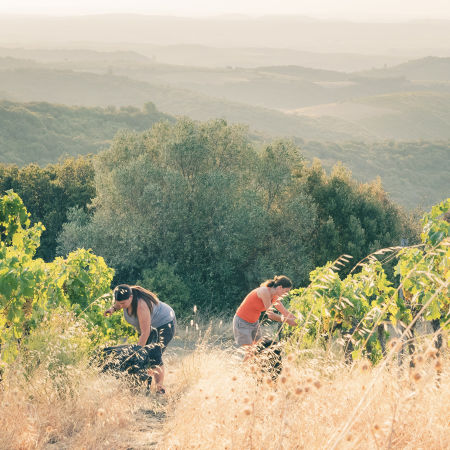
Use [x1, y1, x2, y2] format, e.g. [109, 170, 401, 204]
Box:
[260, 275, 293, 289]
[114, 284, 159, 317]
[114, 284, 133, 301]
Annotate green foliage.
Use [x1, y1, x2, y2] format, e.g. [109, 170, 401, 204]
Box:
[0, 100, 172, 166]
[421, 198, 450, 245]
[0, 156, 96, 261]
[59, 118, 412, 315]
[300, 139, 450, 210]
[138, 262, 191, 317]
[297, 161, 413, 269]
[0, 191, 46, 360]
[395, 198, 449, 324]
[0, 191, 130, 363]
[51, 249, 113, 310]
[288, 199, 449, 363]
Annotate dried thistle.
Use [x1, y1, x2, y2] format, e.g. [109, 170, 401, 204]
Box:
[411, 371, 422, 382]
[295, 387, 303, 395]
[388, 338, 402, 352]
[425, 347, 439, 359]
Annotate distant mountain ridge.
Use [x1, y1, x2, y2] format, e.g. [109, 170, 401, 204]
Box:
[0, 14, 449, 62]
[0, 48, 152, 64]
[0, 44, 403, 72]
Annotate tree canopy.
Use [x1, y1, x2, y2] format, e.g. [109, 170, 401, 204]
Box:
[57, 118, 416, 314]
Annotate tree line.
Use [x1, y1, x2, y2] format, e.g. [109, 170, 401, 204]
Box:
[51, 118, 418, 314]
[0, 156, 95, 261]
[1, 117, 420, 313]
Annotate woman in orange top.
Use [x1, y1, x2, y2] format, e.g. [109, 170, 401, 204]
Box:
[233, 275, 298, 350]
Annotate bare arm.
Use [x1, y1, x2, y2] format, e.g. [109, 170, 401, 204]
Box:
[273, 298, 295, 318]
[256, 287, 273, 310]
[104, 302, 120, 317]
[268, 296, 298, 326]
[136, 299, 151, 346]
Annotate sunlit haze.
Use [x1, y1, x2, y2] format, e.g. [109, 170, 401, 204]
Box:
[1, 0, 450, 20]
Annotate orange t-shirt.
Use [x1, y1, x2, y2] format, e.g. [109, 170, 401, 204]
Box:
[236, 288, 278, 323]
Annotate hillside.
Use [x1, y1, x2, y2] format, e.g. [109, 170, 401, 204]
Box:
[360, 56, 450, 81]
[0, 66, 371, 142]
[10, 51, 441, 112]
[290, 91, 450, 140]
[0, 101, 172, 165]
[1, 52, 449, 140]
[0, 100, 447, 210]
[0, 50, 448, 209]
[0, 48, 151, 65]
[299, 140, 450, 209]
[0, 45, 404, 72]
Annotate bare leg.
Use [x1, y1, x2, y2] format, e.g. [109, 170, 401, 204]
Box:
[242, 344, 254, 362]
[241, 339, 262, 362]
[152, 365, 165, 392]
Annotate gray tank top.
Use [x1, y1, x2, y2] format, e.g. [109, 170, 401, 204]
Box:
[123, 300, 175, 334]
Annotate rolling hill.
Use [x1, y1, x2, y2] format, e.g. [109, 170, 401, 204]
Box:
[360, 56, 450, 81]
[290, 91, 450, 140]
[299, 139, 450, 209]
[0, 65, 372, 141]
[0, 100, 172, 165]
[0, 48, 448, 209]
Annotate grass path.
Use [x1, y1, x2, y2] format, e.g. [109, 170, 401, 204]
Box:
[115, 335, 208, 450]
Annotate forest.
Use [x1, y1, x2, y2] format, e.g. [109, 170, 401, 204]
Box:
[2, 118, 420, 314]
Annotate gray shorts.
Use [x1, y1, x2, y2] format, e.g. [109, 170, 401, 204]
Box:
[233, 314, 262, 347]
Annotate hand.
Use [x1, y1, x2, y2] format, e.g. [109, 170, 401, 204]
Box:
[286, 316, 297, 327]
[104, 307, 115, 317]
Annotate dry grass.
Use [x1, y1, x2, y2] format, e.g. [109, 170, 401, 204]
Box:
[161, 331, 449, 450]
[0, 361, 158, 449]
[1, 315, 448, 449]
[0, 310, 164, 450]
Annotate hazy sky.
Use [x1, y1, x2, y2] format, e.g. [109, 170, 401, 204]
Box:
[1, 0, 450, 20]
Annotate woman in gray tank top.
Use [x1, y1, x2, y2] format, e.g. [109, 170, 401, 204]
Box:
[104, 284, 176, 394]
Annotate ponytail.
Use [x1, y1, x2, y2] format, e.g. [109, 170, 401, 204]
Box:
[129, 285, 159, 317]
[260, 275, 292, 289]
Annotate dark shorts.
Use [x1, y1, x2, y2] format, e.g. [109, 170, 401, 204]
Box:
[145, 320, 176, 366]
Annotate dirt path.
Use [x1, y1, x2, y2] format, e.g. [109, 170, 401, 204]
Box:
[122, 405, 166, 449]
[115, 342, 190, 450]
[107, 331, 233, 449]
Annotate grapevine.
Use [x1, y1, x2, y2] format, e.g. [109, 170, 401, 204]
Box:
[288, 198, 449, 363]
